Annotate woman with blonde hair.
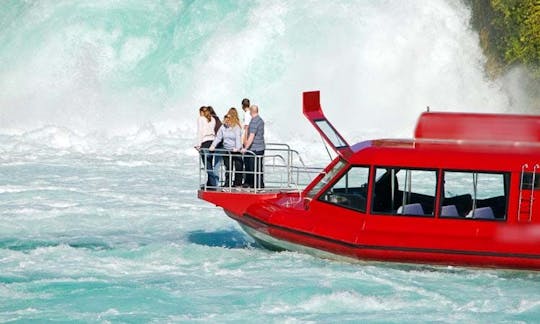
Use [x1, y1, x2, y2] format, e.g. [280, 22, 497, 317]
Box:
[210, 109, 243, 187]
[227, 107, 242, 128]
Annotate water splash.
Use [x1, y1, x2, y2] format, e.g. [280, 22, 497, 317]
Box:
[0, 0, 527, 145]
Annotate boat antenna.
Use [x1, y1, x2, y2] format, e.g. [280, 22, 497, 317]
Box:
[320, 134, 333, 161]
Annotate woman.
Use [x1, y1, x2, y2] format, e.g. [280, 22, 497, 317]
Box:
[210, 111, 242, 187]
[227, 107, 241, 127]
[196, 106, 217, 187]
[226, 107, 244, 185]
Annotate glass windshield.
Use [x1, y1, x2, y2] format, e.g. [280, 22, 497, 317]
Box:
[306, 159, 347, 198]
[315, 119, 348, 148]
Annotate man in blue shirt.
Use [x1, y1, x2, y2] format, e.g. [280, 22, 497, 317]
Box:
[242, 105, 265, 189]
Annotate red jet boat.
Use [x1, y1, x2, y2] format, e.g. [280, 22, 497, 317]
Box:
[198, 91, 540, 270]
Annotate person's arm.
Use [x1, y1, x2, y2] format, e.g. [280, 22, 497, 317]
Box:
[210, 126, 224, 150]
[234, 127, 242, 151]
[196, 117, 205, 149]
[242, 133, 255, 152]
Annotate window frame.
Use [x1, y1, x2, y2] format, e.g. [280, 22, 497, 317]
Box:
[305, 159, 348, 199]
[370, 166, 439, 218]
[314, 119, 349, 149]
[317, 165, 371, 213]
[439, 169, 510, 221]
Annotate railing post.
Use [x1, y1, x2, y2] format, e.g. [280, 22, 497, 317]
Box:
[518, 163, 529, 222]
[530, 164, 539, 222]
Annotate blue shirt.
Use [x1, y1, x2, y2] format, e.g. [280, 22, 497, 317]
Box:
[248, 115, 265, 151]
[211, 124, 242, 150]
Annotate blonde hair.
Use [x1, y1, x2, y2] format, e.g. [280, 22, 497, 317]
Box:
[227, 107, 242, 128]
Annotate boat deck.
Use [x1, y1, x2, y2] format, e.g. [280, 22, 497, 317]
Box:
[198, 143, 323, 194]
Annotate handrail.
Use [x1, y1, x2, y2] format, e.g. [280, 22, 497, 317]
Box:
[518, 163, 528, 222]
[197, 144, 323, 193]
[531, 164, 539, 222]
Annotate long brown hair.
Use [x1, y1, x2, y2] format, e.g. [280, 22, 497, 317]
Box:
[227, 107, 241, 128]
[200, 106, 211, 122]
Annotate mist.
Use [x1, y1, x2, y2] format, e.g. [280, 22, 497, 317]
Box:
[0, 0, 535, 146]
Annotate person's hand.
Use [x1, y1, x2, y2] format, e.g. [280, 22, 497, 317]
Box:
[241, 148, 247, 153]
[209, 147, 215, 151]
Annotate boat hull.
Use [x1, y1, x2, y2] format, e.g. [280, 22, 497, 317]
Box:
[224, 209, 540, 270]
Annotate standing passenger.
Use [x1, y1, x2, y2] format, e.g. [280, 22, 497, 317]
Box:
[240, 98, 251, 185]
[196, 106, 217, 188]
[207, 106, 223, 186]
[227, 107, 244, 186]
[242, 105, 265, 189]
[241, 98, 251, 143]
[209, 113, 242, 187]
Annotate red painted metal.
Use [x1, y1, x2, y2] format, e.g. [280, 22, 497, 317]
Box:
[302, 91, 353, 158]
[415, 111, 540, 143]
[198, 91, 540, 270]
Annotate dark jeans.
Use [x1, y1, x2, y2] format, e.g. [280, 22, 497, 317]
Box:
[244, 150, 264, 188]
[200, 140, 218, 187]
[223, 151, 243, 187]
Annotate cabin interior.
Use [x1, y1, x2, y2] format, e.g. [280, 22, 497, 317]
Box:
[315, 163, 515, 220]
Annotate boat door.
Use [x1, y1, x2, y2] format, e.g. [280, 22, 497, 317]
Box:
[518, 164, 540, 223]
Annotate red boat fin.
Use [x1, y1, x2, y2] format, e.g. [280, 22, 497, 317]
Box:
[303, 91, 353, 159]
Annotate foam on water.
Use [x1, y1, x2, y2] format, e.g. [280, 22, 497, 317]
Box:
[2, 0, 540, 322]
[2, 141, 540, 322]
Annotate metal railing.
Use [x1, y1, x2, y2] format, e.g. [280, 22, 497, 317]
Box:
[198, 143, 323, 193]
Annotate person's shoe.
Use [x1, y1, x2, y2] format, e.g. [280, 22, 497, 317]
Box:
[242, 183, 251, 188]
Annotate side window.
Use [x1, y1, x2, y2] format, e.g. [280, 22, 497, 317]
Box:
[441, 171, 508, 220]
[372, 167, 437, 217]
[521, 172, 540, 190]
[319, 166, 369, 212]
[306, 159, 347, 198]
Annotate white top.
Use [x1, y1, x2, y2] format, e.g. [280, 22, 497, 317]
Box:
[242, 109, 252, 138]
[197, 116, 216, 145]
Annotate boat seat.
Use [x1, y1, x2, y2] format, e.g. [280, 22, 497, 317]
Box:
[441, 205, 459, 217]
[467, 207, 495, 219]
[397, 203, 424, 215]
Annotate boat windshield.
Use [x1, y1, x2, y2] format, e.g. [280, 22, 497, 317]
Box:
[305, 159, 347, 198]
[315, 120, 348, 148]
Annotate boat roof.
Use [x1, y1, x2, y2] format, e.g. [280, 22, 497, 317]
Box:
[347, 112, 540, 171]
[415, 111, 540, 143]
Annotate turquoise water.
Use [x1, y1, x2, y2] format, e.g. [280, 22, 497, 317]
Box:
[2, 1, 540, 322]
[2, 141, 540, 322]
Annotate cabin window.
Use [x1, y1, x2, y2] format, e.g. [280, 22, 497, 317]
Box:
[372, 167, 437, 217]
[319, 166, 369, 212]
[306, 159, 347, 198]
[521, 172, 540, 190]
[314, 119, 348, 148]
[440, 171, 508, 220]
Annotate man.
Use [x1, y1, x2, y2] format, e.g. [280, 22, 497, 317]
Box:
[240, 98, 251, 185]
[242, 105, 265, 189]
[241, 98, 251, 142]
